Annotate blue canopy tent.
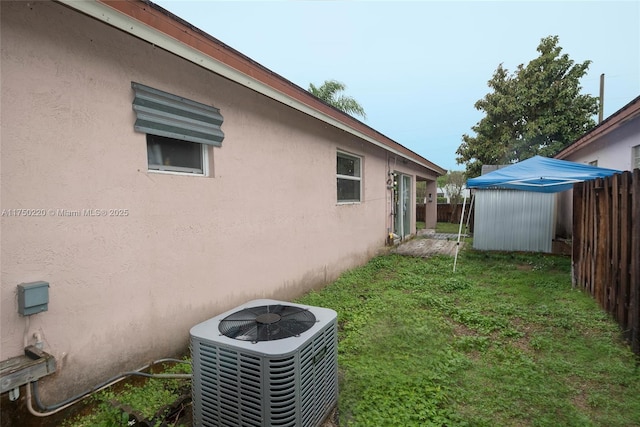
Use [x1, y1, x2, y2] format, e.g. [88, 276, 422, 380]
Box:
[467, 155, 621, 193]
[464, 156, 621, 253]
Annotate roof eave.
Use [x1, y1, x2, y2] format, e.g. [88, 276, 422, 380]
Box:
[55, 0, 446, 176]
[555, 95, 640, 160]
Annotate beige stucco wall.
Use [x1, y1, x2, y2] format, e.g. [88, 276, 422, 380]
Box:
[1, 0, 438, 403]
[424, 180, 438, 228]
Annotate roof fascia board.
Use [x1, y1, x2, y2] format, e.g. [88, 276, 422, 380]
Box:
[556, 96, 640, 159]
[56, 0, 445, 175]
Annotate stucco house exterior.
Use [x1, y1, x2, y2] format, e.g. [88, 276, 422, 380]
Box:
[0, 0, 445, 410]
[554, 95, 640, 237]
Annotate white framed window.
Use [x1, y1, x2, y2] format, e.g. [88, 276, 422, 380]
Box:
[147, 134, 208, 175]
[633, 145, 640, 169]
[131, 82, 224, 176]
[337, 151, 362, 203]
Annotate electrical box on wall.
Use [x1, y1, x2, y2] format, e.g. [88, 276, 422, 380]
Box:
[17, 281, 49, 316]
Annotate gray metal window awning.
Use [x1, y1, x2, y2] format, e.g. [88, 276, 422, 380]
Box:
[131, 82, 224, 146]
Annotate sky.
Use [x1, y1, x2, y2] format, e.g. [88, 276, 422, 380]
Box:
[153, 1, 639, 171]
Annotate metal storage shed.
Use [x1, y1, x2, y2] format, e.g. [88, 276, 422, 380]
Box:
[466, 156, 620, 253]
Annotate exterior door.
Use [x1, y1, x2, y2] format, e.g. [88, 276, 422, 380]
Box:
[402, 175, 411, 236]
[394, 174, 412, 238]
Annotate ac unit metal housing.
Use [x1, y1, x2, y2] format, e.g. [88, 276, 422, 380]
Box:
[190, 299, 338, 427]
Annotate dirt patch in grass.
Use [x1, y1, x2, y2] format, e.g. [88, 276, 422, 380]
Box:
[453, 321, 478, 337]
[568, 376, 592, 414]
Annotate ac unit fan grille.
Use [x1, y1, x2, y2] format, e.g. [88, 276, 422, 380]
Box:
[218, 304, 317, 342]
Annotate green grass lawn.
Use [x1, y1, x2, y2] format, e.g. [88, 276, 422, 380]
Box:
[298, 250, 640, 427]
[417, 221, 467, 234]
[64, 248, 640, 427]
[436, 221, 465, 234]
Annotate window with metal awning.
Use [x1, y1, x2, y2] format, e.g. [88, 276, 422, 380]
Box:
[131, 82, 224, 175]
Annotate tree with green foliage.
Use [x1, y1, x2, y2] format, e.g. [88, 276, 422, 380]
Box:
[308, 79, 367, 119]
[456, 36, 599, 177]
[442, 171, 466, 206]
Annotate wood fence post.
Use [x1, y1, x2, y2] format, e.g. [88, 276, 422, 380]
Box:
[582, 179, 593, 293]
[619, 172, 631, 337]
[572, 182, 584, 288]
[610, 174, 620, 321]
[604, 177, 612, 311]
[595, 178, 607, 307]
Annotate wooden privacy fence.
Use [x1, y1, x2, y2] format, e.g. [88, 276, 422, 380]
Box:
[416, 204, 464, 223]
[572, 170, 640, 356]
[416, 203, 474, 229]
[436, 203, 474, 228]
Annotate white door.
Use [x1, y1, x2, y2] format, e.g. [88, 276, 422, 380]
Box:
[394, 174, 412, 238]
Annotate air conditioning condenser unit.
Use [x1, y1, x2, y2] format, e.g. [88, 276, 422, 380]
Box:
[190, 299, 338, 427]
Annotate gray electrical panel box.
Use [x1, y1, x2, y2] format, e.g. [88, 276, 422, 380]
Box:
[17, 281, 49, 316]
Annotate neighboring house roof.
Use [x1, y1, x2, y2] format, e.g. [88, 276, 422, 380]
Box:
[467, 155, 621, 193]
[555, 95, 640, 160]
[58, 0, 446, 176]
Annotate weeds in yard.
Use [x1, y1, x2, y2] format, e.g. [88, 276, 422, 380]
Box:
[297, 251, 640, 427]
[62, 249, 640, 427]
[61, 360, 191, 427]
